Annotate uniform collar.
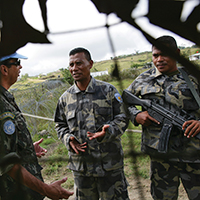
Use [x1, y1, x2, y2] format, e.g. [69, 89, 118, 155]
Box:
[72, 76, 96, 94]
[0, 85, 15, 102]
[150, 67, 179, 79]
[147, 67, 163, 80]
[154, 67, 163, 77]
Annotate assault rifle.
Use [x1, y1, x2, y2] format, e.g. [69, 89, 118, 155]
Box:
[122, 89, 200, 153]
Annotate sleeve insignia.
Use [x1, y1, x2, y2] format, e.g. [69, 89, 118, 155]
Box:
[3, 120, 15, 135]
[114, 93, 123, 103]
[0, 112, 15, 120]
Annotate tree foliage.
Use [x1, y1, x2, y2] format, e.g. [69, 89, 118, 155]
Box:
[60, 68, 74, 85]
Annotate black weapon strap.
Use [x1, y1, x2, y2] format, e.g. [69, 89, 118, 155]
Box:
[179, 67, 200, 108]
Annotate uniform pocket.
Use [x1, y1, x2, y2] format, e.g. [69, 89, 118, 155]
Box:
[68, 151, 85, 172]
[141, 85, 161, 96]
[94, 106, 112, 125]
[67, 110, 77, 132]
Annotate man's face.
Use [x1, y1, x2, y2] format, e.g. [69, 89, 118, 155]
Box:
[69, 52, 93, 83]
[6, 58, 22, 85]
[152, 46, 178, 74]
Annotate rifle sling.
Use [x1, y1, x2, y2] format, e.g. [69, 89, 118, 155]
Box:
[179, 68, 200, 108]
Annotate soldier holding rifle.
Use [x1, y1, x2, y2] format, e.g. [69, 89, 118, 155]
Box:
[125, 35, 200, 200]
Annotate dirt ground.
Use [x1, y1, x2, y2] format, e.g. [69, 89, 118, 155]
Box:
[125, 177, 188, 200]
[44, 174, 188, 200]
[43, 143, 188, 200]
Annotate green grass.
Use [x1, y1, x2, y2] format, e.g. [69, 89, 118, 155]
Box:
[122, 122, 150, 179]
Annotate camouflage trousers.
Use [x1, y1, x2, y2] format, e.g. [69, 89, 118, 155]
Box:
[150, 159, 200, 200]
[73, 168, 130, 200]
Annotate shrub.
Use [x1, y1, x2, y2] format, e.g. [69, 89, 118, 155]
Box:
[60, 68, 74, 85]
[121, 68, 140, 79]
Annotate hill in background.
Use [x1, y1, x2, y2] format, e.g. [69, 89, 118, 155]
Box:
[10, 46, 200, 91]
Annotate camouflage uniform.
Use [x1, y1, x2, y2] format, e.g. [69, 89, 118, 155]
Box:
[127, 67, 200, 200]
[0, 86, 44, 200]
[55, 77, 129, 200]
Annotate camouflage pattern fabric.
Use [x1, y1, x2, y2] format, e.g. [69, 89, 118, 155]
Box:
[0, 86, 44, 200]
[127, 67, 200, 199]
[127, 67, 200, 162]
[73, 168, 129, 200]
[54, 77, 129, 199]
[150, 159, 200, 200]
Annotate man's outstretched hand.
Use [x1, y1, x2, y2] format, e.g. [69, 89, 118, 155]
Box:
[33, 138, 47, 158]
[87, 124, 110, 140]
[69, 136, 87, 154]
[45, 177, 74, 200]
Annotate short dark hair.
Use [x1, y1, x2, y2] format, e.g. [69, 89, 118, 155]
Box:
[69, 47, 92, 61]
[153, 35, 178, 52]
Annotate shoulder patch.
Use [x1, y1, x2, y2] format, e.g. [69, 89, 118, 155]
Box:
[114, 93, 123, 103]
[0, 112, 15, 120]
[3, 120, 15, 135]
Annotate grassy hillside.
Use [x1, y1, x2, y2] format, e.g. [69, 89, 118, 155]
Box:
[10, 46, 199, 90]
[92, 51, 152, 73]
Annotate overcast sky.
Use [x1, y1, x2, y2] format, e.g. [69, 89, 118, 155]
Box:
[17, 0, 196, 76]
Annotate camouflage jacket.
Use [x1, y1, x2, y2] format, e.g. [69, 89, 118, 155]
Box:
[0, 86, 44, 200]
[127, 67, 200, 162]
[54, 77, 128, 176]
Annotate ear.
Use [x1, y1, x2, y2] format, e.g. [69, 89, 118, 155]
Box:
[0, 65, 8, 75]
[89, 60, 93, 69]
